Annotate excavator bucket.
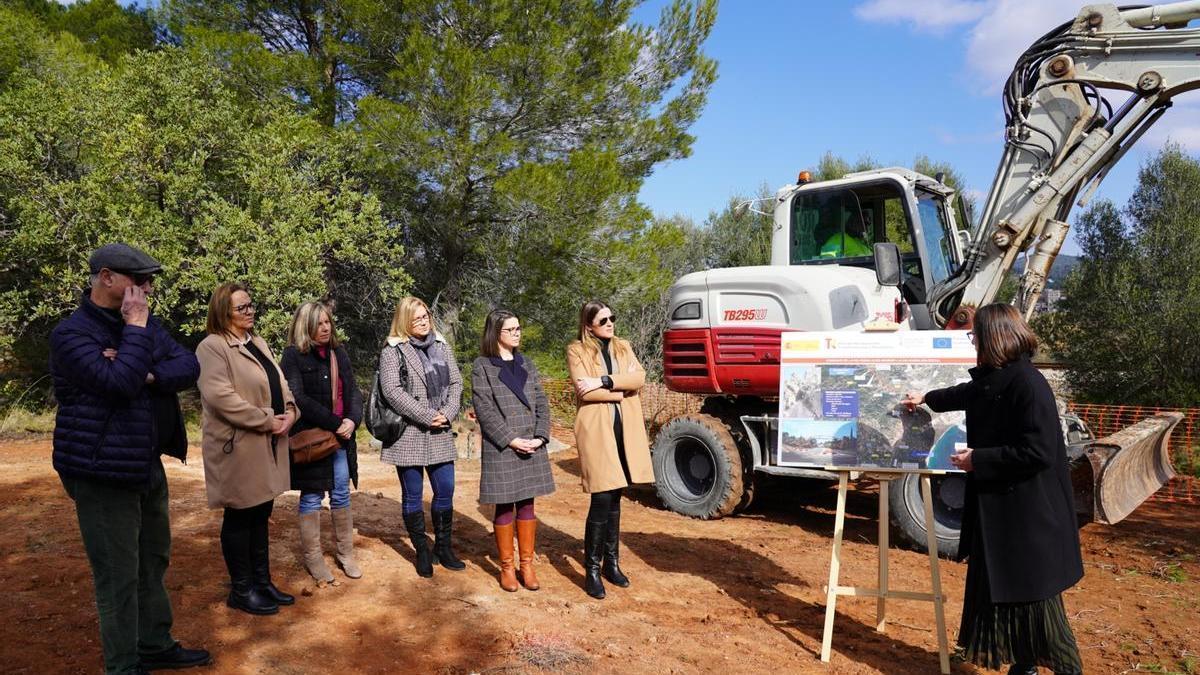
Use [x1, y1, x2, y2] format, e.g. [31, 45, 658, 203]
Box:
[1072, 413, 1183, 525]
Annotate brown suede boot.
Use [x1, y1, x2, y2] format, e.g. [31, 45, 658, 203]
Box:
[493, 522, 519, 592]
[331, 507, 362, 579]
[299, 511, 334, 583]
[516, 518, 540, 591]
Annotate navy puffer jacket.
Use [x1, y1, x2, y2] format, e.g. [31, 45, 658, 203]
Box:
[50, 294, 200, 489]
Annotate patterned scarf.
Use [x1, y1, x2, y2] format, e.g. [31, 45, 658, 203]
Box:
[409, 332, 450, 409]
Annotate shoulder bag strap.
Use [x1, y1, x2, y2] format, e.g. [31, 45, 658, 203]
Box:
[329, 348, 340, 413]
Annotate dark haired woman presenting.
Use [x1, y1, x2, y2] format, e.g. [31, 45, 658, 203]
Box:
[902, 303, 1083, 675]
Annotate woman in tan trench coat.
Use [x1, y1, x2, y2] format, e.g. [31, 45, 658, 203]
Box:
[197, 282, 299, 616]
[566, 300, 654, 600]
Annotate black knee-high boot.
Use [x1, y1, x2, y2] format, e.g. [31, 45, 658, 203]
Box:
[583, 519, 607, 599]
[431, 508, 466, 571]
[221, 513, 278, 615]
[602, 507, 630, 587]
[250, 506, 293, 605]
[403, 511, 434, 578]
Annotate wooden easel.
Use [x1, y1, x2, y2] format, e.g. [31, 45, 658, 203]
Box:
[819, 469, 951, 674]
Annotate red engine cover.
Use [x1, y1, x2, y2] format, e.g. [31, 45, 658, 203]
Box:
[663, 327, 785, 396]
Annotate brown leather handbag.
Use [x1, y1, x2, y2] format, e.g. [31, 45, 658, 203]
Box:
[290, 349, 342, 464]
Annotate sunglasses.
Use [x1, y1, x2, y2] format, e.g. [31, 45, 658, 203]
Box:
[594, 314, 617, 327]
[111, 269, 155, 286]
[233, 302, 256, 315]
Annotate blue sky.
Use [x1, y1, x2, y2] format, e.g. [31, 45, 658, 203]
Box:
[632, 1, 1200, 256]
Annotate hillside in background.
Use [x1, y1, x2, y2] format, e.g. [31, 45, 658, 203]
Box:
[1017, 253, 1081, 287]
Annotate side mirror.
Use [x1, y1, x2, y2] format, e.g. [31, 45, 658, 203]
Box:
[956, 229, 971, 255]
[874, 242, 903, 287]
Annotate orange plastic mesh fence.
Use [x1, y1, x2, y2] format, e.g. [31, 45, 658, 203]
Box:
[1067, 403, 1198, 504]
[541, 379, 578, 424]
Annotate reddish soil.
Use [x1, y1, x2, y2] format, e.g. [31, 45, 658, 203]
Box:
[1, 435, 1197, 674]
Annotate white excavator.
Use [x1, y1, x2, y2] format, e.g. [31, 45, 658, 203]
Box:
[653, 2, 1199, 555]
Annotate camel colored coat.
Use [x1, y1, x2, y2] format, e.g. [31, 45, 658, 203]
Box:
[197, 333, 298, 509]
[566, 339, 655, 493]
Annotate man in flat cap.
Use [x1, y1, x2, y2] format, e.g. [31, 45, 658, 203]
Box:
[50, 243, 211, 674]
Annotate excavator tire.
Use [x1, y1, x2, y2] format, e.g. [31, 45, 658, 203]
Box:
[652, 414, 745, 519]
[888, 472, 964, 559]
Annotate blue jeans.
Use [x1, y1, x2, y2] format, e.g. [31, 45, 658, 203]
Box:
[298, 447, 351, 515]
[397, 461, 454, 514]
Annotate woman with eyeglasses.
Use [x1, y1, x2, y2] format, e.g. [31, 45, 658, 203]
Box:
[566, 300, 655, 599]
[378, 296, 464, 578]
[196, 283, 298, 615]
[901, 304, 1084, 675]
[471, 309, 555, 592]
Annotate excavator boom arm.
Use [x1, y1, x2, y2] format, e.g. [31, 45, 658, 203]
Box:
[928, 1, 1200, 326]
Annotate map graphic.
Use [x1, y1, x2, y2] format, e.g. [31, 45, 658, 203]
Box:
[776, 331, 975, 472]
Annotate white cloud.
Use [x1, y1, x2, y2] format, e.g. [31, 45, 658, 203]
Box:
[855, 1, 1094, 92]
[854, 0, 989, 31]
[963, 0, 1085, 93]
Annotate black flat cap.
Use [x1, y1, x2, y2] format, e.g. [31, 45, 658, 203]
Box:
[88, 243, 163, 275]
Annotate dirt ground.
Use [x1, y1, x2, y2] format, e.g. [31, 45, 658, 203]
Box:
[2, 432, 1198, 674]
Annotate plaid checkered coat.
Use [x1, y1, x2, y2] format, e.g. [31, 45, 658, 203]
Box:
[378, 336, 462, 467]
[471, 356, 556, 504]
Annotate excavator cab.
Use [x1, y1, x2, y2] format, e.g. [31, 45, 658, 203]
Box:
[778, 169, 964, 325]
[789, 180, 908, 264]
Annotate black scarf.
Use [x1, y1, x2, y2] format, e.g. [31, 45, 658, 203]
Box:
[409, 332, 450, 409]
[598, 337, 614, 374]
[489, 352, 529, 407]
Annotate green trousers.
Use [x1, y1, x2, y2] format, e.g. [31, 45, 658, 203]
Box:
[62, 460, 177, 675]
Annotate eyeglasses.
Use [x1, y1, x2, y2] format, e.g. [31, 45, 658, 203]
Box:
[411, 314, 431, 326]
[111, 269, 155, 286]
[233, 302, 256, 315]
[500, 326, 522, 335]
[594, 314, 617, 327]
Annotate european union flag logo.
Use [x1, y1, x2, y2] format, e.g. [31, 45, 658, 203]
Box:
[932, 338, 952, 349]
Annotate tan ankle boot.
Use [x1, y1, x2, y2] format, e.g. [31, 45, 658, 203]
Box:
[299, 511, 334, 582]
[516, 518, 540, 591]
[493, 522, 518, 592]
[331, 507, 362, 579]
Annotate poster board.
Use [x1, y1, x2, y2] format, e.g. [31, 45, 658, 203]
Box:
[776, 331, 975, 472]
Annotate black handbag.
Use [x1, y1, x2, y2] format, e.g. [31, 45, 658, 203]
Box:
[365, 345, 408, 446]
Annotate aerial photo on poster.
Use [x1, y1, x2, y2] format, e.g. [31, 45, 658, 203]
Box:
[777, 331, 976, 472]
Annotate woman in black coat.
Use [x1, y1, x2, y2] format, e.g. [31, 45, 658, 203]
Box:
[903, 303, 1083, 675]
[281, 302, 364, 583]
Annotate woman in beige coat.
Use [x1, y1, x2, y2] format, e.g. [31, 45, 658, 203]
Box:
[197, 282, 299, 616]
[566, 300, 654, 600]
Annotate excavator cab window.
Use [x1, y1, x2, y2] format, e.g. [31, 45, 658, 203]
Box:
[790, 180, 917, 265]
[916, 190, 956, 284]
